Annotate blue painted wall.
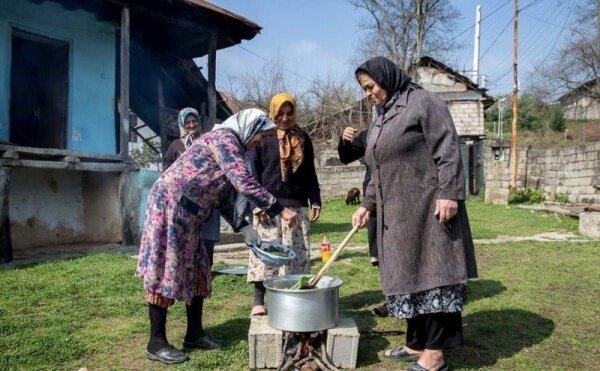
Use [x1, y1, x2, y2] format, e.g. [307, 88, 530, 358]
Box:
[0, 0, 117, 154]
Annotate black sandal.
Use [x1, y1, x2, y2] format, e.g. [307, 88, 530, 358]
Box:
[407, 362, 448, 371]
[383, 347, 419, 361]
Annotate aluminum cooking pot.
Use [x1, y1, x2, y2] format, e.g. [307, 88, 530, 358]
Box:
[264, 274, 343, 332]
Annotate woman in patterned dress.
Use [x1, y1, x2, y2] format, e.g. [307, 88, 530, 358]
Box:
[351, 57, 477, 371]
[137, 108, 298, 364]
[246, 93, 321, 316]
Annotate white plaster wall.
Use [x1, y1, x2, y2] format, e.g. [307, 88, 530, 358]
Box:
[8, 168, 122, 250]
[415, 67, 468, 93]
[9, 168, 85, 249]
[82, 172, 121, 243]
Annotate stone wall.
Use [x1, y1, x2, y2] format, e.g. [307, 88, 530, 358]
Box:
[316, 165, 366, 201]
[485, 141, 600, 205]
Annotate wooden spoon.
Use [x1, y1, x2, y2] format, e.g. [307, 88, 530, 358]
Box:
[293, 225, 359, 290]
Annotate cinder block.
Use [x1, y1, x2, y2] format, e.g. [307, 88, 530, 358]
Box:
[248, 316, 283, 369]
[326, 316, 360, 369]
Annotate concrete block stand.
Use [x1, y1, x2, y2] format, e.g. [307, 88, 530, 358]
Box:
[326, 316, 360, 369]
[248, 315, 360, 369]
[248, 316, 283, 369]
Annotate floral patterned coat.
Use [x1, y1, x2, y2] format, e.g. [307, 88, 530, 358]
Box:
[136, 130, 282, 304]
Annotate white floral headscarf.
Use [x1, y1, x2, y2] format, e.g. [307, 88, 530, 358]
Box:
[211, 108, 275, 145]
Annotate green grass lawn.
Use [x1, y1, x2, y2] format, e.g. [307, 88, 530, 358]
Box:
[312, 196, 579, 243]
[0, 199, 596, 370]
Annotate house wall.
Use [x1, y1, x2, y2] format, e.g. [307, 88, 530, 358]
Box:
[415, 66, 486, 137]
[0, 0, 117, 153]
[415, 67, 468, 93]
[485, 141, 600, 205]
[9, 168, 121, 250]
[448, 101, 485, 137]
[561, 95, 600, 120]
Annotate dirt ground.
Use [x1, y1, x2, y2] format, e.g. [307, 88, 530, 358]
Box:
[2, 231, 592, 268]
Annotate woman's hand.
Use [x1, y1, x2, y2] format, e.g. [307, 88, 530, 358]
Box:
[434, 199, 458, 223]
[280, 207, 299, 230]
[342, 127, 358, 142]
[310, 207, 321, 222]
[352, 206, 370, 228]
[256, 211, 273, 225]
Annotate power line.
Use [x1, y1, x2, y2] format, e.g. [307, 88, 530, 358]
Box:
[487, 0, 573, 92]
[521, 11, 582, 35]
[479, 15, 515, 62]
[449, 0, 513, 44]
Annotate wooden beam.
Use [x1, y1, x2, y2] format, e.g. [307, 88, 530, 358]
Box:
[0, 159, 133, 172]
[0, 167, 12, 263]
[157, 71, 168, 155]
[0, 145, 123, 162]
[207, 32, 218, 129]
[120, 7, 131, 158]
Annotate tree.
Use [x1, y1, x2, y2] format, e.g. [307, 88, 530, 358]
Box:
[302, 76, 366, 142]
[530, 0, 599, 101]
[549, 105, 566, 132]
[505, 92, 546, 131]
[130, 142, 162, 170]
[349, 0, 461, 70]
[235, 56, 293, 111]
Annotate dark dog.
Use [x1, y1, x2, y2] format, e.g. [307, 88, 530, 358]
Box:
[345, 187, 361, 205]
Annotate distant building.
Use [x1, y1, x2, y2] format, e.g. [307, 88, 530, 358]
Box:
[410, 56, 495, 196]
[558, 79, 600, 120]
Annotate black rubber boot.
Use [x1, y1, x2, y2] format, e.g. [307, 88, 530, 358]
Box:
[146, 304, 188, 364]
[183, 296, 222, 349]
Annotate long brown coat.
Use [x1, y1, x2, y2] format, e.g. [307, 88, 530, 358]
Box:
[361, 85, 478, 296]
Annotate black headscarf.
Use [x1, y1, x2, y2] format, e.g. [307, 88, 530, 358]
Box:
[355, 56, 412, 100]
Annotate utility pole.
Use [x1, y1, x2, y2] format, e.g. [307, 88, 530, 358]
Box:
[511, 0, 519, 191]
[472, 5, 481, 84]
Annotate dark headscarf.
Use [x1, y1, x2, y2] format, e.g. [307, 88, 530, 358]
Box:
[355, 56, 412, 101]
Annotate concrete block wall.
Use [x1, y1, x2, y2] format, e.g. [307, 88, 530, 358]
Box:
[485, 141, 600, 205]
[448, 101, 484, 137]
[316, 166, 366, 201]
[326, 316, 360, 369]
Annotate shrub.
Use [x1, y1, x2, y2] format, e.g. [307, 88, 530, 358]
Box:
[554, 192, 570, 204]
[509, 189, 545, 204]
[549, 105, 566, 132]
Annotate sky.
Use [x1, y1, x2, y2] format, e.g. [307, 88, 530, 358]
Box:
[201, 0, 580, 98]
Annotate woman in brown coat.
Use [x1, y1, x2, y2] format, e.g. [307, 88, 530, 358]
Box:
[352, 56, 477, 371]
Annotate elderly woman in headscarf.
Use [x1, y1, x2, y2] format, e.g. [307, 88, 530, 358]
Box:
[246, 92, 321, 317]
[137, 108, 299, 365]
[351, 57, 477, 371]
[163, 107, 221, 267]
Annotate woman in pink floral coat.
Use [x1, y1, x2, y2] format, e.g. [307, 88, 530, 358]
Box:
[137, 108, 298, 364]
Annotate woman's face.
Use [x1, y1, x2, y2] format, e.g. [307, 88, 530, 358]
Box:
[274, 102, 294, 130]
[245, 132, 264, 150]
[358, 73, 388, 108]
[184, 115, 199, 134]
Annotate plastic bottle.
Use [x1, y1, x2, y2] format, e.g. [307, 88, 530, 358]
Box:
[320, 234, 332, 263]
